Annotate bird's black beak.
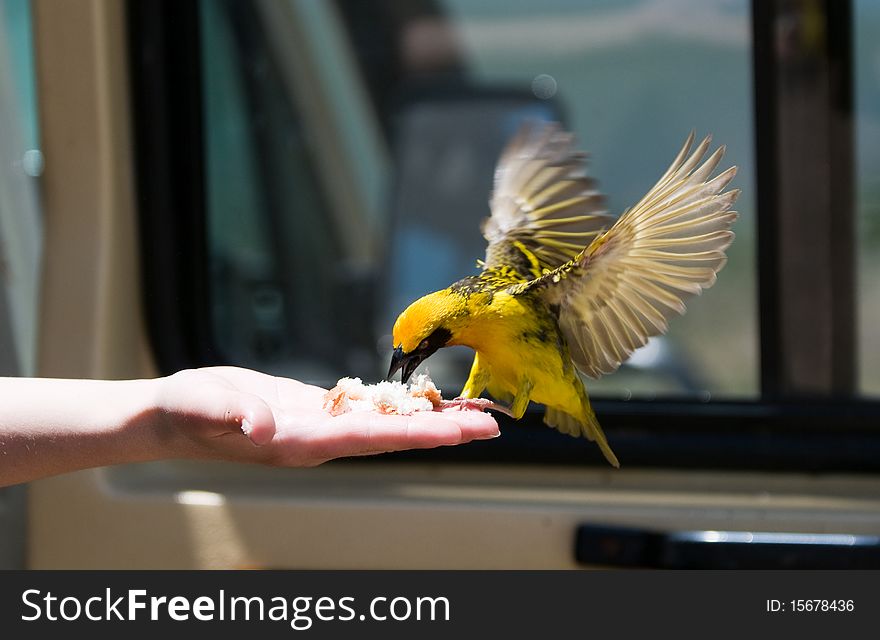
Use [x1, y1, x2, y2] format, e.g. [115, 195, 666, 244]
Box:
[387, 329, 451, 384]
[386, 345, 424, 384]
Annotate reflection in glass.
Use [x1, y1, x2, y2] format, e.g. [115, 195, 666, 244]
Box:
[856, 0, 880, 395]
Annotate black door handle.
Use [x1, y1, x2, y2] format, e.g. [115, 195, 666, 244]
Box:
[575, 524, 880, 569]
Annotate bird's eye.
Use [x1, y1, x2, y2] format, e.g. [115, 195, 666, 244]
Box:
[419, 339, 429, 350]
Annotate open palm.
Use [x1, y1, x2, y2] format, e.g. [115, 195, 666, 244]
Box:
[156, 367, 500, 467]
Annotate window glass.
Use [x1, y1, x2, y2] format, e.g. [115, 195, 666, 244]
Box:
[0, 0, 42, 377]
[856, 0, 880, 395]
[0, 0, 38, 149]
[201, 0, 758, 401]
[0, 0, 40, 568]
[203, 1, 337, 382]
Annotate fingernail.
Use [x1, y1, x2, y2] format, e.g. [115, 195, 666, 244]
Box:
[241, 418, 253, 437]
[477, 431, 501, 440]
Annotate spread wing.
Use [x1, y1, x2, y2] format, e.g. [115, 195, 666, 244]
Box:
[481, 122, 614, 277]
[510, 132, 739, 378]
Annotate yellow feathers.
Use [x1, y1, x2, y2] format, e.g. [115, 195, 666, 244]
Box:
[389, 123, 738, 467]
[391, 288, 504, 353]
[392, 290, 462, 354]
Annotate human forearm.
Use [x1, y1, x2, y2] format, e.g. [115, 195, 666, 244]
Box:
[0, 367, 499, 486]
[0, 377, 172, 486]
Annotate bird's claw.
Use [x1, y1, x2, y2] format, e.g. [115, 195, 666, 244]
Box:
[439, 397, 515, 417]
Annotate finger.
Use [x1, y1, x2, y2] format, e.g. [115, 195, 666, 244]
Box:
[427, 408, 500, 440]
[314, 411, 466, 459]
[205, 385, 277, 446]
[160, 372, 279, 446]
[235, 393, 277, 446]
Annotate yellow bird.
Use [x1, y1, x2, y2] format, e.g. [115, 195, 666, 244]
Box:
[387, 123, 738, 467]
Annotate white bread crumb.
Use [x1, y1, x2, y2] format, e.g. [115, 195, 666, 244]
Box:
[323, 374, 443, 416]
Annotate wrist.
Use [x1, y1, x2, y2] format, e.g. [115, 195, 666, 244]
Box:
[120, 376, 198, 463]
[97, 378, 166, 464]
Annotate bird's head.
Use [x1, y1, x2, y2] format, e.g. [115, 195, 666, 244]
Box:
[387, 289, 465, 383]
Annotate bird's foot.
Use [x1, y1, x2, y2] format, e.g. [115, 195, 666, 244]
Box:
[439, 397, 515, 417]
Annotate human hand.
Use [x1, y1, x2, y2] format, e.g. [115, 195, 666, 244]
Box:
[155, 367, 500, 466]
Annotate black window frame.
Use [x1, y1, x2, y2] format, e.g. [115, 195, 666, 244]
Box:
[127, 0, 880, 473]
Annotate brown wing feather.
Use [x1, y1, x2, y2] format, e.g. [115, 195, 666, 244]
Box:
[510, 133, 739, 378]
[482, 122, 614, 274]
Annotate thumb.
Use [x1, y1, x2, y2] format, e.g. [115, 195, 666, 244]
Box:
[233, 393, 277, 446]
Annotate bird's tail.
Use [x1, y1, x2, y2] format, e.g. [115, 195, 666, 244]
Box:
[544, 401, 620, 468]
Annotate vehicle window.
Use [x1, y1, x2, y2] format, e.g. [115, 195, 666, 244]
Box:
[125, 0, 880, 474]
[856, 0, 880, 396]
[0, 0, 41, 377]
[201, 0, 758, 401]
[0, 0, 40, 569]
